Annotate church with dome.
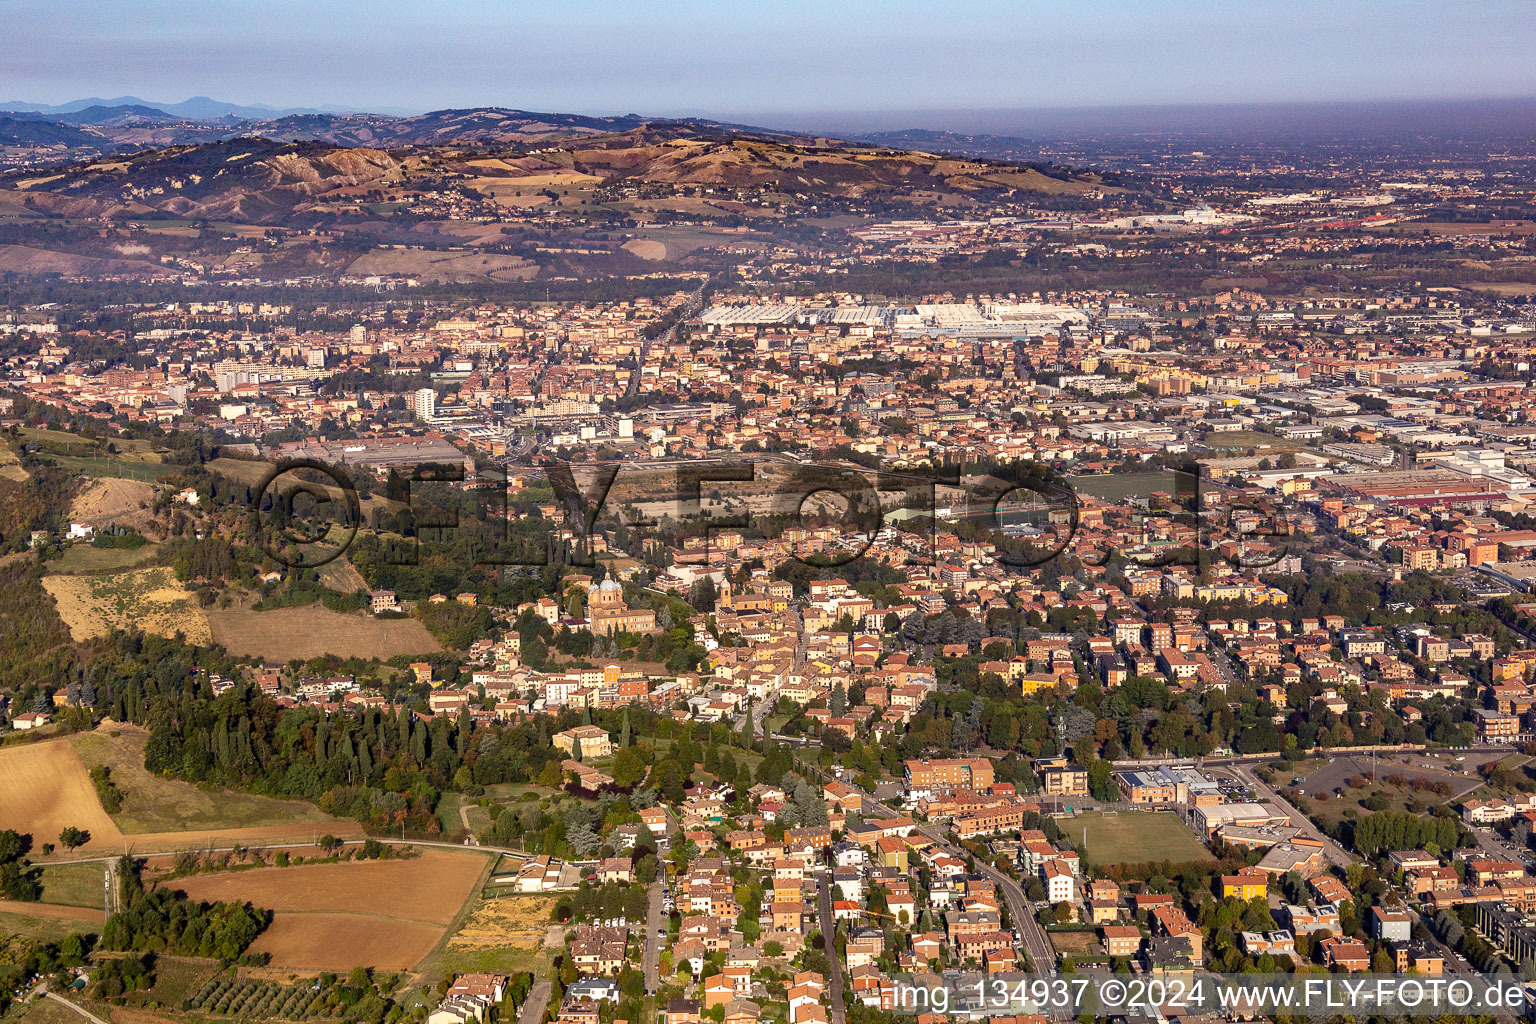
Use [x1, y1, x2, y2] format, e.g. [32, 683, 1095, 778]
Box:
[585, 578, 658, 636]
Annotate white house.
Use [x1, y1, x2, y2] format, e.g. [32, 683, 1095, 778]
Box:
[1042, 860, 1076, 903]
[11, 711, 50, 731]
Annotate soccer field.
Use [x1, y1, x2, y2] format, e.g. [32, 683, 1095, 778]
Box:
[1070, 810, 1214, 867]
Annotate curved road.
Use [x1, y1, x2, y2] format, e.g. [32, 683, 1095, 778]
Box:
[45, 992, 110, 1024]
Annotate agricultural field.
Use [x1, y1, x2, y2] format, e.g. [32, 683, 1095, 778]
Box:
[421, 892, 560, 980]
[132, 956, 216, 1013]
[0, 730, 359, 857]
[0, 906, 96, 944]
[205, 604, 441, 661]
[0, 738, 124, 851]
[345, 248, 537, 283]
[41, 565, 211, 642]
[1071, 810, 1214, 868]
[70, 726, 340, 835]
[68, 477, 157, 523]
[0, 900, 102, 924]
[185, 974, 358, 1019]
[170, 849, 490, 973]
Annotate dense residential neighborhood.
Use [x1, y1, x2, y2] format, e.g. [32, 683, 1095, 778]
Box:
[4, 17, 1536, 1024]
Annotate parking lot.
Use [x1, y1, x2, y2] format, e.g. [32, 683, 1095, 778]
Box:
[1291, 753, 1484, 802]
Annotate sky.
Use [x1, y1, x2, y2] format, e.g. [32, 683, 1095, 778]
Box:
[4, 0, 1534, 126]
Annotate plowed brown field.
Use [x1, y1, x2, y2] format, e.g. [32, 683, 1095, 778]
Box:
[170, 848, 489, 972]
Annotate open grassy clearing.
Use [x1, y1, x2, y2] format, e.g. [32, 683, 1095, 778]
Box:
[1048, 930, 1099, 956]
[1301, 783, 1431, 828]
[41, 566, 210, 642]
[0, 906, 97, 943]
[483, 783, 572, 808]
[1199, 430, 1309, 451]
[1287, 755, 1467, 827]
[1071, 810, 1214, 867]
[205, 603, 441, 661]
[206, 458, 397, 516]
[39, 862, 109, 909]
[50, 542, 161, 573]
[18, 427, 160, 459]
[47, 457, 180, 482]
[1070, 471, 1191, 501]
[316, 558, 368, 594]
[70, 726, 339, 834]
[0, 443, 27, 483]
[9, 992, 92, 1024]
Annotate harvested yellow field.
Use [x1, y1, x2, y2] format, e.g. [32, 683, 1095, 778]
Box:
[0, 734, 359, 856]
[0, 740, 124, 850]
[69, 477, 156, 522]
[448, 894, 559, 952]
[206, 604, 441, 661]
[478, 172, 601, 188]
[41, 566, 211, 642]
[621, 239, 667, 260]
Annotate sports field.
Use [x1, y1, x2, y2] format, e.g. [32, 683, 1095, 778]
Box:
[1071, 810, 1214, 867]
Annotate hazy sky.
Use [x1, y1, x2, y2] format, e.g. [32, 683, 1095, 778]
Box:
[4, 0, 1534, 121]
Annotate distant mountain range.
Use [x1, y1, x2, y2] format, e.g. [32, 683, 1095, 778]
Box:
[0, 95, 366, 119]
[0, 102, 801, 159]
[6, 95, 1531, 172]
[0, 127, 1118, 225]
